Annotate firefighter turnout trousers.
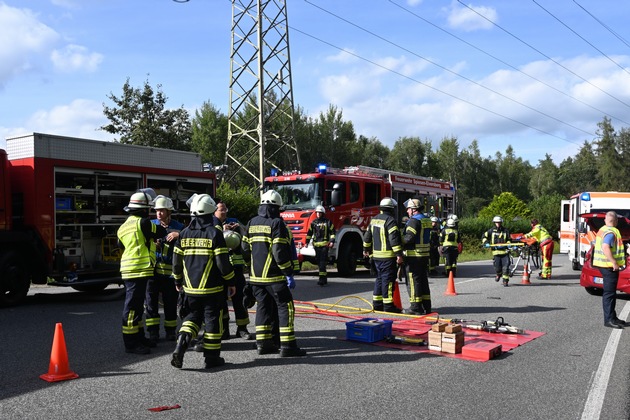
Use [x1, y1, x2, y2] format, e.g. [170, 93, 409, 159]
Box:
[315, 246, 329, 285]
[373, 258, 398, 312]
[179, 292, 226, 359]
[122, 277, 150, 350]
[145, 273, 178, 339]
[252, 282, 298, 349]
[406, 256, 431, 314]
[222, 265, 250, 334]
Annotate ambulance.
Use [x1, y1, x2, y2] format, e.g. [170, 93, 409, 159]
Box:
[560, 191, 630, 270]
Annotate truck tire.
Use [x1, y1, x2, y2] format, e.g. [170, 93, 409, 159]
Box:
[0, 252, 31, 307]
[336, 240, 359, 277]
[584, 287, 603, 296]
[71, 284, 108, 293]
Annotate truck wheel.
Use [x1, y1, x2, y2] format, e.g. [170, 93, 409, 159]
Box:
[584, 287, 603, 296]
[337, 243, 358, 277]
[0, 253, 31, 307]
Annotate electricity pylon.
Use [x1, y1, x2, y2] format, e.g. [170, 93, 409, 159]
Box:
[224, 0, 300, 188]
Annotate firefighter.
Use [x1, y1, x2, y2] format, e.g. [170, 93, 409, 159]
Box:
[429, 216, 441, 276]
[362, 197, 404, 313]
[145, 195, 184, 344]
[482, 216, 511, 286]
[216, 201, 254, 340]
[440, 218, 461, 277]
[402, 199, 432, 315]
[306, 205, 336, 286]
[171, 194, 236, 369]
[522, 218, 554, 279]
[242, 190, 306, 357]
[117, 189, 167, 355]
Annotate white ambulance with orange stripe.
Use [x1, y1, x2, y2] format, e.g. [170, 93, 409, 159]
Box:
[560, 191, 630, 270]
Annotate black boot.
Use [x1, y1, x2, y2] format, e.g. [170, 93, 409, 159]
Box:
[257, 339, 279, 355]
[280, 344, 307, 357]
[204, 350, 225, 369]
[384, 304, 402, 314]
[165, 329, 177, 341]
[171, 333, 191, 369]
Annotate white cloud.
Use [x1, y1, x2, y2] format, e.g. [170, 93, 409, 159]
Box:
[0, 3, 59, 86]
[406, 0, 423, 6]
[446, 1, 496, 31]
[51, 44, 103, 72]
[325, 48, 359, 64]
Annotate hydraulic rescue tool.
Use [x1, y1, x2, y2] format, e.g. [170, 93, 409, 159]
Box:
[431, 317, 524, 334]
[385, 335, 426, 346]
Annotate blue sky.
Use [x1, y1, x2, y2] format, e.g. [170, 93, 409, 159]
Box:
[1, 0, 629, 166]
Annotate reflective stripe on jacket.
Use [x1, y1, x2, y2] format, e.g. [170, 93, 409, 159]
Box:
[402, 214, 431, 257]
[363, 212, 402, 260]
[306, 216, 336, 247]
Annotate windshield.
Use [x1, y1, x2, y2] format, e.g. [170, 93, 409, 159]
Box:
[266, 181, 322, 210]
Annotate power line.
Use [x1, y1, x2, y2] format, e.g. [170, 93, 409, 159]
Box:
[532, 0, 630, 77]
[572, 0, 630, 49]
[456, 0, 630, 111]
[290, 26, 581, 146]
[303, 0, 593, 138]
[387, 0, 630, 127]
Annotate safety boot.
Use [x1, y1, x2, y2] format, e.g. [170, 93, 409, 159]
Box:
[148, 330, 160, 346]
[221, 318, 231, 340]
[384, 304, 402, 314]
[204, 356, 225, 369]
[236, 327, 254, 340]
[280, 347, 307, 357]
[165, 329, 177, 341]
[171, 332, 191, 369]
[503, 279, 509, 287]
[256, 339, 279, 355]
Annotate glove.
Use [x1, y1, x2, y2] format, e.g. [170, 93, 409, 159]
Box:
[286, 275, 296, 289]
[484, 243, 490, 248]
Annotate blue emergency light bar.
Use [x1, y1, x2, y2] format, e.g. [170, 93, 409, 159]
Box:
[580, 192, 591, 201]
[318, 164, 327, 174]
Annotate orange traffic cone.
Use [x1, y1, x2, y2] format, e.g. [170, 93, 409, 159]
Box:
[444, 270, 457, 296]
[392, 281, 403, 310]
[521, 263, 531, 285]
[40, 323, 79, 383]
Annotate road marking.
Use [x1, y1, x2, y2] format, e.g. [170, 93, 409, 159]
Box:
[580, 301, 630, 420]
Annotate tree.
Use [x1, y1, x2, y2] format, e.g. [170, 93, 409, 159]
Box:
[557, 141, 598, 195]
[190, 101, 228, 168]
[101, 77, 191, 150]
[478, 192, 532, 222]
[528, 154, 560, 199]
[386, 137, 430, 175]
[595, 117, 623, 190]
[353, 135, 390, 168]
[494, 146, 532, 201]
[528, 193, 564, 238]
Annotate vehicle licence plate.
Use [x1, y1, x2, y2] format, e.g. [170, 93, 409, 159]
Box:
[593, 277, 603, 284]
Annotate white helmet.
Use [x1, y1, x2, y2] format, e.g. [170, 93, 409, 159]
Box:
[125, 191, 153, 211]
[189, 194, 217, 216]
[430, 216, 439, 223]
[449, 214, 459, 222]
[223, 230, 242, 250]
[261, 190, 283, 206]
[315, 205, 325, 214]
[379, 197, 397, 209]
[405, 199, 422, 209]
[153, 195, 174, 211]
[492, 216, 503, 223]
[446, 218, 456, 227]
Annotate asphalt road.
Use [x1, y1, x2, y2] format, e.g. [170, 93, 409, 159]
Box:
[1, 255, 629, 420]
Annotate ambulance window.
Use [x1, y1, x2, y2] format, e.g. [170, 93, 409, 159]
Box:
[562, 203, 570, 222]
[350, 182, 360, 203]
[365, 183, 380, 207]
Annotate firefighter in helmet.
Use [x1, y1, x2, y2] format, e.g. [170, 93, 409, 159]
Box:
[401, 198, 433, 315]
[306, 205, 336, 286]
[482, 216, 511, 286]
[171, 194, 236, 369]
[429, 216, 441, 275]
[117, 189, 167, 354]
[440, 217, 462, 277]
[145, 195, 184, 343]
[363, 197, 404, 313]
[242, 190, 306, 357]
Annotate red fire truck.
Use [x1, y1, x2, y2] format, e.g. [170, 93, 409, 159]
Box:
[264, 164, 455, 276]
[0, 132, 215, 306]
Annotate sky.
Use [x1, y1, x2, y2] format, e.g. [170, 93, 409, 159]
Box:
[1, 0, 630, 167]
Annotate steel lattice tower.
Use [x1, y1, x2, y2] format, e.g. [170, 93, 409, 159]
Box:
[224, 0, 300, 187]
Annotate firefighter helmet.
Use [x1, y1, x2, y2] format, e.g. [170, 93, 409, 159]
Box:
[446, 218, 456, 227]
[260, 190, 283, 206]
[153, 195, 174, 211]
[430, 216, 439, 223]
[449, 214, 459, 222]
[189, 194, 217, 216]
[379, 197, 397, 209]
[405, 199, 422, 209]
[315, 205, 325, 214]
[492, 216, 503, 223]
[223, 230, 242, 250]
[125, 191, 153, 211]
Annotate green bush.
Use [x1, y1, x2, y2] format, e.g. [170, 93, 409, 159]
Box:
[215, 183, 260, 224]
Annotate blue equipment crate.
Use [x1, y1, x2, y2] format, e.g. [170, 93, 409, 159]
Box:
[56, 197, 73, 210]
[346, 318, 393, 343]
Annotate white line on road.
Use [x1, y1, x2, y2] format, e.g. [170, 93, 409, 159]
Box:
[580, 301, 630, 420]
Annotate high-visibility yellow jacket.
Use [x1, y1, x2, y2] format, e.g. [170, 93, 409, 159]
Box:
[363, 211, 403, 260]
[118, 215, 166, 280]
[593, 226, 625, 268]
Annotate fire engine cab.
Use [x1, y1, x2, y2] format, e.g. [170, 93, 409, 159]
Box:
[264, 164, 455, 276]
[0, 132, 215, 306]
[560, 191, 630, 270]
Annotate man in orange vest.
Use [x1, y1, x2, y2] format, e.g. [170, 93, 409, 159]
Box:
[523, 219, 554, 279]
